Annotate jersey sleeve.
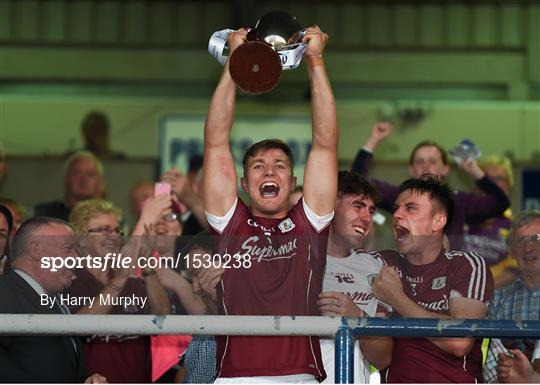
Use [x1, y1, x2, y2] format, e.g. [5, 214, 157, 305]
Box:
[450, 252, 494, 305]
[301, 198, 334, 233]
[205, 197, 239, 233]
[350, 148, 399, 214]
[376, 249, 402, 270]
[459, 175, 510, 223]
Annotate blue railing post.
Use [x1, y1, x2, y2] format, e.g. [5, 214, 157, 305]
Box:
[335, 322, 354, 383]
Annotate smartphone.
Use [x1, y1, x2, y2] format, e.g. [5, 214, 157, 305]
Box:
[154, 182, 171, 197]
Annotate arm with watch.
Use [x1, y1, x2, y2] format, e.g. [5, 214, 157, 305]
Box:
[74, 268, 130, 315]
[74, 266, 170, 315]
[132, 195, 172, 315]
[75, 259, 171, 315]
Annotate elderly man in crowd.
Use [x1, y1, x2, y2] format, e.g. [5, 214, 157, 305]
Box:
[0, 217, 105, 383]
[483, 210, 540, 382]
[35, 151, 105, 221]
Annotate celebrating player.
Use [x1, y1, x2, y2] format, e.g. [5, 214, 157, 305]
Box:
[202, 26, 338, 382]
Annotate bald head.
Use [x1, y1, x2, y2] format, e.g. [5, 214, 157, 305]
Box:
[11, 218, 76, 294]
[64, 151, 104, 206]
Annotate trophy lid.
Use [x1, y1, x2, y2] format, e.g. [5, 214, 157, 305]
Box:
[255, 11, 302, 49]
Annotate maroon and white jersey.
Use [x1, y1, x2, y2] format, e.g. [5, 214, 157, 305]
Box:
[320, 250, 391, 383]
[206, 198, 333, 381]
[380, 248, 494, 383]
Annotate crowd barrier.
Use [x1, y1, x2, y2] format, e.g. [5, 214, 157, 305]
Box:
[1, 314, 539, 384]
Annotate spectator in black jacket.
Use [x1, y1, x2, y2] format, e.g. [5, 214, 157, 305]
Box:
[0, 217, 106, 383]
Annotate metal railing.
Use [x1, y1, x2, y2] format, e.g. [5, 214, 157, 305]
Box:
[1, 314, 539, 383]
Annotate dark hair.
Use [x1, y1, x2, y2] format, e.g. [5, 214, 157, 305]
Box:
[11, 217, 71, 261]
[242, 139, 294, 176]
[0, 205, 13, 268]
[188, 154, 204, 174]
[397, 174, 455, 232]
[0, 204, 13, 237]
[409, 141, 448, 166]
[82, 111, 109, 132]
[179, 231, 213, 256]
[337, 171, 379, 202]
[176, 231, 214, 272]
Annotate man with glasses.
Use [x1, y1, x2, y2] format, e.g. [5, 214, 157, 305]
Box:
[483, 210, 540, 382]
[64, 198, 171, 383]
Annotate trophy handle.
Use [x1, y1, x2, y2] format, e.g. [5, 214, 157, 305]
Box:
[278, 43, 307, 70]
[208, 29, 235, 66]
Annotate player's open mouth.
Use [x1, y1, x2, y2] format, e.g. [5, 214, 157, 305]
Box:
[394, 225, 410, 241]
[352, 225, 366, 237]
[260, 182, 279, 198]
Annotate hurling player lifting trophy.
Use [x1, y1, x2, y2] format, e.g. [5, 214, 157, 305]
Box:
[208, 11, 306, 94]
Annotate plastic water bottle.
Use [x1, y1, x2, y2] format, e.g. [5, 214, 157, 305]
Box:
[449, 139, 481, 164]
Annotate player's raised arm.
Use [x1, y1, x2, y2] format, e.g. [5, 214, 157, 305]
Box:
[301, 26, 338, 216]
[203, 29, 247, 216]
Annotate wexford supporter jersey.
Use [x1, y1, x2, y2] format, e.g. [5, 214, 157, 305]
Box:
[381, 248, 494, 383]
[206, 198, 333, 381]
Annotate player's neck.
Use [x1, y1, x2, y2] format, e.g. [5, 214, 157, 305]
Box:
[327, 232, 351, 258]
[406, 243, 443, 266]
[250, 206, 288, 219]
